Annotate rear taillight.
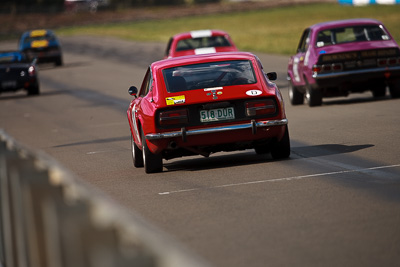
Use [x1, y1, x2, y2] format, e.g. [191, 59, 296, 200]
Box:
[159, 109, 188, 126]
[315, 63, 343, 73]
[378, 58, 387, 66]
[388, 58, 397, 65]
[28, 66, 36, 76]
[378, 57, 400, 66]
[246, 99, 276, 117]
[312, 65, 322, 73]
[332, 63, 343, 71]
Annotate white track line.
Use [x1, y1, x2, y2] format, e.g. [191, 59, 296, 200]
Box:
[158, 164, 400, 195]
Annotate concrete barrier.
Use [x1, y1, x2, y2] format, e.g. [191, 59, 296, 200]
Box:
[0, 129, 210, 267]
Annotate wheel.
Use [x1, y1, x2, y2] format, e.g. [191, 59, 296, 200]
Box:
[55, 57, 63, 66]
[271, 126, 290, 160]
[389, 80, 400, 98]
[305, 80, 322, 107]
[27, 84, 40, 96]
[131, 134, 143, 168]
[141, 130, 163, 173]
[288, 80, 304, 105]
[372, 84, 386, 98]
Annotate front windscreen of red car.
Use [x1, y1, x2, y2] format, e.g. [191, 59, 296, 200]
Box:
[162, 60, 257, 93]
[315, 25, 391, 48]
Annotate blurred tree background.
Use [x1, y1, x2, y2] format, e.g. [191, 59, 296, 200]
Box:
[0, 0, 221, 14]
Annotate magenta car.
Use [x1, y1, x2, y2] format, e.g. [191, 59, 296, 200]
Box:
[287, 18, 400, 106]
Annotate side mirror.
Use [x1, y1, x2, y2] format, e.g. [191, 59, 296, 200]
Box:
[266, 72, 277, 81]
[128, 86, 138, 97]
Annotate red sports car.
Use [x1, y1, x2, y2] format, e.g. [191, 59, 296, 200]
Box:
[164, 29, 238, 59]
[127, 52, 290, 173]
[287, 18, 400, 107]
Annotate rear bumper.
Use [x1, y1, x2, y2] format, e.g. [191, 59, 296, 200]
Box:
[313, 65, 400, 80]
[146, 119, 288, 140]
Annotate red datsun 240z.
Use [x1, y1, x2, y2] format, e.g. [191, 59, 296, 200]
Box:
[287, 18, 400, 107]
[127, 52, 290, 173]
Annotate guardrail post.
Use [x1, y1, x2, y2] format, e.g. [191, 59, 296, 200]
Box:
[0, 140, 21, 267]
[0, 139, 11, 267]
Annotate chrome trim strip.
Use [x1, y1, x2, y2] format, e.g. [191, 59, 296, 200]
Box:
[313, 65, 400, 79]
[145, 119, 288, 140]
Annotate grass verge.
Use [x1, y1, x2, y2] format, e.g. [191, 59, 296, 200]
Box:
[57, 3, 400, 55]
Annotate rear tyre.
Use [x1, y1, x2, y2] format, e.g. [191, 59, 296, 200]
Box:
[131, 134, 143, 168]
[27, 84, 40, 96]
[271, 126, 290, 160]
[141, 130, 163, 173]
[288, 80, 304, 105]
[389, 80, 400, 98]
[55, 57, 63, 66]
[372, 84, 386, 98]
[305, 87, 322, 107]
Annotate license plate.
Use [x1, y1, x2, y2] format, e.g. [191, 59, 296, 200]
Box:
[2, 81, 17, 89]
[200, 107, 235, 122]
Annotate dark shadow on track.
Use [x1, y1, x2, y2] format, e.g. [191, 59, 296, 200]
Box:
[291, 144, 374, 158]
[163, 143, 374, 172]
[323, 94, 392, 106]
[53, 136, 130, 148]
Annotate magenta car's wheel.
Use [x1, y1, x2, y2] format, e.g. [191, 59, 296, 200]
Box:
[372, 84, 386, 98]
[305, 81, 322, 107]
[288, 80, 304, 105]
[389, 80, 400, 98]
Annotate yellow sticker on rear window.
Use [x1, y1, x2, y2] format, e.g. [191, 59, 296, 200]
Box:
[166, 95, 185, 105]
[30, 30, 47, 37]
[31, 40, 49, 48]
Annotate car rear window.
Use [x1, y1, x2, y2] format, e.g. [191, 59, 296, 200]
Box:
[176, 36, 232, 52]
[163, 60, 257, 93]
[316, 25, 390, 47]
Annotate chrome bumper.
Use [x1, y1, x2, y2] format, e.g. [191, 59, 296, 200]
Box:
[313, 65, 400, 79]
[146, 119, 288, 140]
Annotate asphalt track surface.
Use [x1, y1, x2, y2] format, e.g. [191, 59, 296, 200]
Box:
[1, 36, 400, 267]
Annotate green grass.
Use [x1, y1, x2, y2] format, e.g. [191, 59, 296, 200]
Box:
[57, 3, 400, 55]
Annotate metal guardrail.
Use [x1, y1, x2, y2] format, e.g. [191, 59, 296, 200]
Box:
[0, 129, 209, 267]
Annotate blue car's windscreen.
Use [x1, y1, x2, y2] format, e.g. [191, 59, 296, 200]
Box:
[163, 60, 257, 93]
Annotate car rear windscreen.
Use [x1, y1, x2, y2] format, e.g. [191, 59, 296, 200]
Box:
[316, 25, 390, 47]
[176, 36, 232, 52]
[163, 60, 257, 93]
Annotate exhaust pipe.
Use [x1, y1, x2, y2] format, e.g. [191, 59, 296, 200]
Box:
[168, 141, 178, 149]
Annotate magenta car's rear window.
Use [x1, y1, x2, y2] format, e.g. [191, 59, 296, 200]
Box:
[316, 25, 390, 47]
[163, 60, 257, 93]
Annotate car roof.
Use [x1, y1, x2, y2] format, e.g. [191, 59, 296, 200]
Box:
[171, 29, 231, 40]
[309, 18, 383, 32]
[152, 52, 257, 70]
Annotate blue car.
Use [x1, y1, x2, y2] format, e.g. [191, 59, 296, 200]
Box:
[0, 51, 40, 95]
[19, 29, 63, 66]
